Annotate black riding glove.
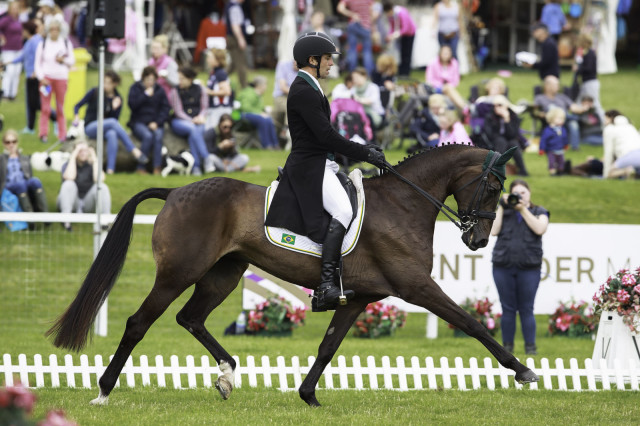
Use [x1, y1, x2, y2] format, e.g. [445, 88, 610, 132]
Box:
[366, 143, 384, 153]
[367, 147, 386, 168]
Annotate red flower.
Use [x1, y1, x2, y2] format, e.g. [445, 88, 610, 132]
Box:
[617, 289, 631, 304]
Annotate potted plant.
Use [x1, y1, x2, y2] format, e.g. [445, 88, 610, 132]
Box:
[448, 297, 501, 337]
[548, 300, 596, 338]
[245, 296, 306, 336]
[0, 381, 76, 425]
[352, 302, 407, 338]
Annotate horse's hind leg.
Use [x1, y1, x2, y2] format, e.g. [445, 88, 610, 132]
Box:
[176, 256, 248, 401]
[91, 275, 190, 405]
[403, 278, 539, 384]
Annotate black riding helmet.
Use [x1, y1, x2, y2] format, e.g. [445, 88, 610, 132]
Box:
[293, 32, 339, 78]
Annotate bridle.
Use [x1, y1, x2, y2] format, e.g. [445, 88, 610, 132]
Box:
[380, 151, 502, 234]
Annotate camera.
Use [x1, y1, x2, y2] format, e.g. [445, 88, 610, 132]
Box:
[507, 193, 522, 207]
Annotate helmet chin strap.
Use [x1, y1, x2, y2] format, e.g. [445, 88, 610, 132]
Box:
[311, 56, 321, 79]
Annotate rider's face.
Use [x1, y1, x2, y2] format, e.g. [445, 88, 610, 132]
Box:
[317, 54, 333, 78]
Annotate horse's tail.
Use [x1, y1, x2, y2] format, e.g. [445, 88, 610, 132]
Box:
[46, 187, 173, 351]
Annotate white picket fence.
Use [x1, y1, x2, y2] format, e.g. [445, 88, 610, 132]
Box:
[2, 354, 639, 392]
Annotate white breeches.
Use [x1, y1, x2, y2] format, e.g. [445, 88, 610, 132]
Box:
[322, 159, 352, 229]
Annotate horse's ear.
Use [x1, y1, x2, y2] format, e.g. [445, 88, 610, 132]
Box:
[495, 146, 518, 166]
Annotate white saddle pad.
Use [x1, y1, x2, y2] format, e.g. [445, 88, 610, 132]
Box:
[264, 169, 366, 258]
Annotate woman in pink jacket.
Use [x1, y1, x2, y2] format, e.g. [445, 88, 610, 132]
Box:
[383, 2, 416, 77]
[437, 109, 472, 146]
[34, 17, 74, 143]
[426, 44, 459, 93]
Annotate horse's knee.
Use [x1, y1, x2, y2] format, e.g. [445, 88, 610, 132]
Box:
[176, 311, 199, 333]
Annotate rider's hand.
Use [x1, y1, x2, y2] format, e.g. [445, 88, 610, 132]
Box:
[367, 147, 386, 168]
[366, 143, 383, 153]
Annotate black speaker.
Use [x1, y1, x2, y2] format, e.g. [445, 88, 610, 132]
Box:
[86, 0, 125, 39]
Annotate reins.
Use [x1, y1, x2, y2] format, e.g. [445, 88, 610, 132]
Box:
[380, 150, 501, 233]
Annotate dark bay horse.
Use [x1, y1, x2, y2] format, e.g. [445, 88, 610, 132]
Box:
[47, 144, 538, 407]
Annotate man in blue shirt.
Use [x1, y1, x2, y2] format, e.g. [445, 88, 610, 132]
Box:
[271, 59, 298, 147]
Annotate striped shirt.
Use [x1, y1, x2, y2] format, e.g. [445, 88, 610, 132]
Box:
[342, 0, 373, 30]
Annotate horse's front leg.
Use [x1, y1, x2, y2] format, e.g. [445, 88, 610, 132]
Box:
[403, 277, 539, 385]
[299, 298, 376, 407]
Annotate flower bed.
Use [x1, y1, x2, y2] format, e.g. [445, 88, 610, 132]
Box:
[548, 301, 596, 337]
[592, 267, 640, 333]
[246, 296, 306, 336]
[352, 302, 407, 338]
[448, 297, 501, 337]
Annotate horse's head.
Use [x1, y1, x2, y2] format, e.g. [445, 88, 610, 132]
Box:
[452, 147, 516, 251]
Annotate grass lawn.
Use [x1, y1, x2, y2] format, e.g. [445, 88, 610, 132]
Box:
[1, 66, 639, 424]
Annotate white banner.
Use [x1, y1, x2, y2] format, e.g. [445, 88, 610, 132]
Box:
[428, 222, 640, 314]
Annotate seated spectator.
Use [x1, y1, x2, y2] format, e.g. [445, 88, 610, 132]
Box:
[371, 54, 397, 116]
[204, 48, 233, 130]
[539, 108, 569, 176]
[565, 156, 603, 178]
[426, 45, 460, 94]
[236, 75, 279, 150]
[271, 58, 298, 146]
[576, 96, 603, 145]
[74, 70, 147, 175]
[128, 66, 171, 175]
[148, 34, 178, 98]
[0, 129, 48, 215]
[351, 67, 385, 130]
[602, 110, 640, 179]
[482, 95, 529, 175]
[534, 75, 583, 150]
[438, 109, 472, 146]
[382, 1, 416, 77]
[207, 114, 261, 173]
[407, 93, 446, 151]
[331, 73, 354, 100]
[57, 142, 111, 232]
[169, 67, 211, 176]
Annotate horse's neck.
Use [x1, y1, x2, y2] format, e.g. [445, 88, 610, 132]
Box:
[393, 150, 461, 202]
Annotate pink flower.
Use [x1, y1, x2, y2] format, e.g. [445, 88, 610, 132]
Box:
[621, 274, 637, 287]
[617, 289, 631, 303]
[487, 317, 495, 330]
[556, 313, 572, 332]
[39, 409, 78, 426]
[6, 382, 37, 414]
[634, 284, 640, 295]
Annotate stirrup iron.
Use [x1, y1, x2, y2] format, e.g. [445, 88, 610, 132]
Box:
[337, 268, 347, 306]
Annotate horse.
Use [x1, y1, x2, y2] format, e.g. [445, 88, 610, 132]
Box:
[47, 144, 539, 407]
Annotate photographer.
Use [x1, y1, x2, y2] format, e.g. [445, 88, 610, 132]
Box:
[490, 179, 549, 355]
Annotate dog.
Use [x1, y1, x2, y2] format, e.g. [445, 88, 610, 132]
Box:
[160, 147, 195, 177]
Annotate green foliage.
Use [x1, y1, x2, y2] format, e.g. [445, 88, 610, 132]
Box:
[547, 301, 597, 337]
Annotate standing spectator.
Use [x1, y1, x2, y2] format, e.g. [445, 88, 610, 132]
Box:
[148, 34, 178, 99]
[128, 66, 171, 175]
[74, 70, 148, 174]
[482, 95, 529, 176]
[433, 0, 461, 59]
[574, 33, 603, 122]
[58, 142, 111, 232]
[337, 0, 375, 75]
[426, 45, 460, 93]
[236, 75, 280, 150]
[437, 108, 472, 146]
[534, 75, 583, 150]
[351, 67, 384, 131]
[225, 0, 249, 89]
[602, 110, 640, 179]
[204, 48, 233, 129]
[207, 114, 261, 172]
[524, 23, 559, 80]
[0, 1, 24, 101]
[271, 59, 298, 146]
[491, 179, 549, 355]
[34, 16, 74, 143]
[7, 19, 44, 134]
[382, 1, 416, 77]
[169, 67, 211, 176]
[539, 108, 569, 175]
[540, 0, 567, 41]
[0, 129, 49, 215]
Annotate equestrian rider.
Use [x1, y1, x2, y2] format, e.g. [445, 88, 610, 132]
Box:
[265, 32, 386, 311]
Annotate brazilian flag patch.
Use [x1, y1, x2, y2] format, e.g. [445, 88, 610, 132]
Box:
[281, 234, 296, 245]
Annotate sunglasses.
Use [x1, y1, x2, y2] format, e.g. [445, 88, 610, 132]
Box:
[3, 139, 18, 145]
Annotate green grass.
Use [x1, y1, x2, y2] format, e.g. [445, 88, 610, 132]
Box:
[2, 67, 640, 424]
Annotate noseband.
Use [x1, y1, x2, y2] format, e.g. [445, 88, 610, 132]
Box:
[381, 151, 502, 234]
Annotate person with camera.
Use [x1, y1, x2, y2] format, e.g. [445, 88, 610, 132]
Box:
[490, 179, 549, 355]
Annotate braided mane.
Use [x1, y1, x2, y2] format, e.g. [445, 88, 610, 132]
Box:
[392, 142, 475, 169]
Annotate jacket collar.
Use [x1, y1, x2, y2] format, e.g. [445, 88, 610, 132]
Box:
[298, 70, 325, 97]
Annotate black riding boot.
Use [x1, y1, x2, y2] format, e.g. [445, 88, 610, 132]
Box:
[18, 192, 35, 230]
[312, 218, 355, 312]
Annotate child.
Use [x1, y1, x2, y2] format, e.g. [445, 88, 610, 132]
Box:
[437, 109, 473, 146]
[577, 96, 603, 145]
[539, 108, 569, 175]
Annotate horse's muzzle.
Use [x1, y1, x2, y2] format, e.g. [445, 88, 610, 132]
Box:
[462, 229, 488, 251]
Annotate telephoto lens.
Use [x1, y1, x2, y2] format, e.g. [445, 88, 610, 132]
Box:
[507, 193, 522, 206]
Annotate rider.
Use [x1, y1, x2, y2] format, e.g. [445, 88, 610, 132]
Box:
[265, 32, 386, 311]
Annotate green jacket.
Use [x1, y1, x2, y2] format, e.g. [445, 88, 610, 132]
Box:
[236, 87, 264, 115]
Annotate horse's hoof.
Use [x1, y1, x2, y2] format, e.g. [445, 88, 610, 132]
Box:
[299, 389, 321, 407]
[215, 376, 233, 400]
[515, 369, 539, 384]
[90, 393, 109, 405]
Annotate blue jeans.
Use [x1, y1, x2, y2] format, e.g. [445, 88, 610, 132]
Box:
[438, 32, 459, 60]
[84, 118, 136, 172]
[241, 113, 279, 148]
[346, 22, 374, 74]
[565, 115, 580, 150]
[492, 266, 541, 345]
[170, 118, 208, 168]
[132, 122, 164, 168]
[5, 177, 42, 196]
